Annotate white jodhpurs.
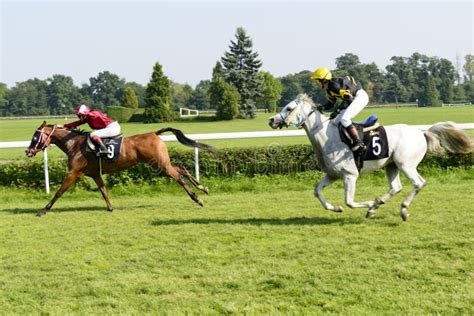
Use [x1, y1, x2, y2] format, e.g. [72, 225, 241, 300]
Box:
[340, 89, 369, 128]
[90, 121, 121, 138]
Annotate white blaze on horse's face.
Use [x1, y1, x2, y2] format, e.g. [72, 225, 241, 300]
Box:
[268, 98, 303, 129]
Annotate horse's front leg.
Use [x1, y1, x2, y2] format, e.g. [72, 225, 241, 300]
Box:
[314, 174, 344, 212]
[343, 174, 375, 209]
[92, 175, 113, 212]
[37, 171, 81, 217]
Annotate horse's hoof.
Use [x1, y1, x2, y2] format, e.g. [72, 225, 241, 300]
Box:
[107, 208, 113, 212]
[331, 205, 343, 213]
[374, 197, 385, 207]
[197, 199, 204, 207]
[36, 211, 45, 217]
[400, 208, 410, 221]
[366, 209, 376, 218]
[203, 186, 209, 195]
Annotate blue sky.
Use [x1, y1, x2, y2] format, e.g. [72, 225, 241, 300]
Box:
[1, 0, 473, 88]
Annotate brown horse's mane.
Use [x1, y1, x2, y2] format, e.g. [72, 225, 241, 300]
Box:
[70, 128, 88, 135]
[46, 124, 88, 135]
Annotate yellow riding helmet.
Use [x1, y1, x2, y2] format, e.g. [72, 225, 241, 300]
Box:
[311, 67, 332, 81]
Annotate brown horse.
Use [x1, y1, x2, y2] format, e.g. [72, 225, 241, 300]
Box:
[26, 121, 216, 216]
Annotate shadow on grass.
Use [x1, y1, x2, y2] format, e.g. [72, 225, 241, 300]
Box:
[0, 206, 107, 214]
[150, 216, 364, 226]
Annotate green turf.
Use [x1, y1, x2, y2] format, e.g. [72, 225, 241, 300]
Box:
[0, 170, 473, 313]
[1, 106, 473, 141]
[1, 106, 473, 160]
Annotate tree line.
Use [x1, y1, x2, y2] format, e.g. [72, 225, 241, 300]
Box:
[0, 27, 473, 121]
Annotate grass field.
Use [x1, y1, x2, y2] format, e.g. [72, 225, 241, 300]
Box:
[0, 106, 473, 160]
[0, 169, 473, 313]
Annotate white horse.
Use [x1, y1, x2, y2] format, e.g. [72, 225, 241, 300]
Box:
[268, 94, 473, 221]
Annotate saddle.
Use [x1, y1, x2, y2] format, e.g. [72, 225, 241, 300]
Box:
[86, 134, 123, 161]
[338, 115, 389, 171]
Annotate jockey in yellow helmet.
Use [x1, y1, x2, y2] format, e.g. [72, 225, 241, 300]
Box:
[312, 67, 368, 151]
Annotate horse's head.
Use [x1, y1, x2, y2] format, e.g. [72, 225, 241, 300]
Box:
[26, 121, 56, 157]
[268, 94, 316, 129]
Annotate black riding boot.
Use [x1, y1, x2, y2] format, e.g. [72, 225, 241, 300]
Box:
[346, 125, 366, 151]
[94, 138, 108, 156]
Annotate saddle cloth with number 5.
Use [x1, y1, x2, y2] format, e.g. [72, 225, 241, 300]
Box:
[362, 127, 389, 160]
[338, 123, 389, 161]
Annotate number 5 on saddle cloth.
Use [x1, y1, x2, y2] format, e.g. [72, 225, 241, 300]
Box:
[338, 115, 389, 171]
[86, 134, 123, 161]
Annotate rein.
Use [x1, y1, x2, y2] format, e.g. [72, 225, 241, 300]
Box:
[302, 108, 331, 128]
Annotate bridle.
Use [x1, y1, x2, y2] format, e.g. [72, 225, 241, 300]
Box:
[299, 108, 332, 128]
[282, 103, 331, 128]
[30, 125, 57, 154]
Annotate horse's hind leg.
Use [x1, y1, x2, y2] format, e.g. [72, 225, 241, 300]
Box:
[176, 167, 209, 195]
[367, 163, 403, 218]
[165, 165, 204, 207]
[399, 166, 426, 221]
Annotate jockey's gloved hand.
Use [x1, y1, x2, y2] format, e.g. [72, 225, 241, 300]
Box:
[329, 111, 339, 119]
[316, 105, 324, 113]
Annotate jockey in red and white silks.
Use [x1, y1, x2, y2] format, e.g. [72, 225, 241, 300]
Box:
[62, 104, 121, 155]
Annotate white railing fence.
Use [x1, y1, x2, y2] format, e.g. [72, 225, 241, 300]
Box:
[1, 123, 473, 194]
[179, 108, 200, 117]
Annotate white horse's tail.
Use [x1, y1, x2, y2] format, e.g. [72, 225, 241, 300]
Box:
[424, 122, 474, 156]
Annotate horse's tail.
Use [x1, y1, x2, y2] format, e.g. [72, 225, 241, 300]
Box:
[423, 122, 474, 156]
[156, 127, 217, 153]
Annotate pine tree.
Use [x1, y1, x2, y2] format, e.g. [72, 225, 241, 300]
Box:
[144, 62, 174, 123]
[221, 27, 262, 119]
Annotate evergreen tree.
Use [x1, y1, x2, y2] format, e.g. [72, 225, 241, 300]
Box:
[209, 62, 240, 120]
[221, 27, 262, 119]
[144, 62, 174, 123]
[122, 86, 139, 109]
